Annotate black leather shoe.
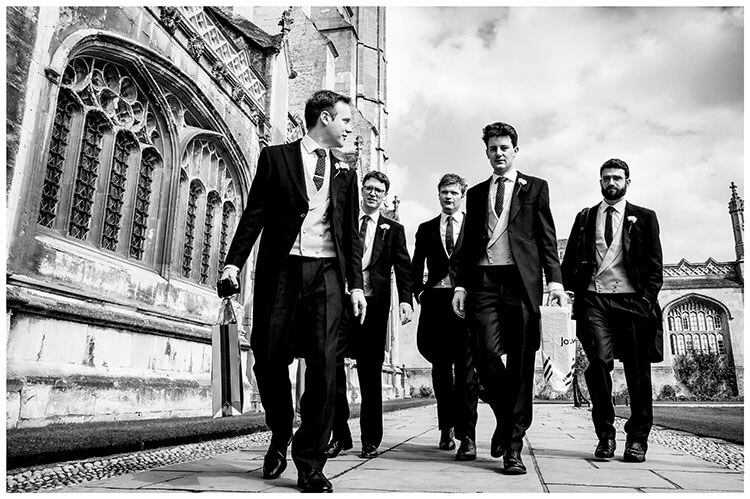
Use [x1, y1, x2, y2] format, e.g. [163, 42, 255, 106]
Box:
[297, 468, 333, 493]
[439, 429, 455, 450]
[503, 450, 527, 475]
[360, 442, 380, 458]
[490, 428, 504, 458]
[594, 438, 616, 459]
[623, 440, 647, 463]
[455, 437, 477, 461]
[262, 448, 287, 479]
[325, 439, 353, 459]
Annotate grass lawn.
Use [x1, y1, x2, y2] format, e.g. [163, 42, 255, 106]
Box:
[614, 404, 743, 444]
[6, 398, 435, 470]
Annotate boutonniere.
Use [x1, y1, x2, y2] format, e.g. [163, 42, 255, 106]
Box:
[515, 177, 527, 195]
[334, 162, 350, 177]
[626, 215, 637, 232]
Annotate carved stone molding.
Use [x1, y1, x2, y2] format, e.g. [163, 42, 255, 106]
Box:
[187, 36, 205, 61]
[211, 61, 227, 82]
[231, 86, 245, 103]
[160, 6, 178, 35]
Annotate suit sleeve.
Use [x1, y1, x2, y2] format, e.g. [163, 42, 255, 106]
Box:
[411, 224, 427, 302]
[343, 171, 364, 290]
[641, 210, 663, 304]
[534, 180, 563, 284]
[392, 224, 413, 305]
[561, 210, 583, 290]
[223, 147, 272, 270]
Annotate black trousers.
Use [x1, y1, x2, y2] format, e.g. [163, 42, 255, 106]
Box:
[419, 288, 478, 440]
[250, 256, 342, 473]
[469, 266, 537, 452]
[576, 292, 653, 443]
[331, 296, 389, 447]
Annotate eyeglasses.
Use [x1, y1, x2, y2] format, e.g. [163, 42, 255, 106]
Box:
[362, 185, 386, 195]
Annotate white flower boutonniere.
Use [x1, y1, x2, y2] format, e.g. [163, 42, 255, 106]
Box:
[626, 215, 637, 232]
[334, 162, 350, 177]
[515, 177, 527, 195]
[379, 223, 390, 239]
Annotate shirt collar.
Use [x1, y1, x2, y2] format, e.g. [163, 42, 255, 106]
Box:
[600, 198, 627, 214]
[359, 207, 380, 224]
[490, 168, 518, 184]
[301, 134, 325, 155]
[441, 211, 464, 225]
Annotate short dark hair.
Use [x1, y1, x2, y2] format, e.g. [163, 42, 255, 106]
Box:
[363, 170, 390, 192]
[438, 173, 467, 195]
[482, 121, 518, 147]
[600, 158, 630, 179]
[304, 90, 351, 129]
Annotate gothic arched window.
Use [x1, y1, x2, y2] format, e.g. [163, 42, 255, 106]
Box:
[667, 298, 730, 357]
[174, 139, 240, 287]
[36, 56, 168, 266]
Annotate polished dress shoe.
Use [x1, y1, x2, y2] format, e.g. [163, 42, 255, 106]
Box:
[325, 439, 353, 459]
[503, 450, 527, 475]
[439, 429, 456, 450]
[455, 437, 477, 461]
[623, 440, 648, 463]
[360, 442, 380, 458]
[594, 438, 616, 459]
[490, 428, 504, 458]
[262, 448, 287, 479]
[297, 468, 333, 493]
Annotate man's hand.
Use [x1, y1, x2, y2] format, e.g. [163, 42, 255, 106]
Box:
[351, 290, 367, 324]
[217, 266, 240, 297]
[399, 303, 413, 325]
[546, 288, 569, 307]
[452, 289, 466, 318]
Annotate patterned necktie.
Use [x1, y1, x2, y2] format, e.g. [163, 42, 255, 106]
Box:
[604, 206, 615, 247]
[494, 176, 507, 218]
[359, 215, 369, 241]
[313, 149, 326, 190]
[445, 215, 454, 255]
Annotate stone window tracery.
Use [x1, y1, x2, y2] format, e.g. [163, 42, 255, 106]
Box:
[37, 55, 167, 266]
[667, 298, 728, 356]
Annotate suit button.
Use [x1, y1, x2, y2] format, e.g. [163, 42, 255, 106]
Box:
[300, 213, 305, 218]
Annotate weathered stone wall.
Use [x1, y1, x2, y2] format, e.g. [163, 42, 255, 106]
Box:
[5, 6, 275, 427]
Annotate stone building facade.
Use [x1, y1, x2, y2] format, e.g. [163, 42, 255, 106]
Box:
[6, 6, 393, 428]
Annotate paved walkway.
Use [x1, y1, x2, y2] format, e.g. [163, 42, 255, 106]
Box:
[54, 403, 743, 493]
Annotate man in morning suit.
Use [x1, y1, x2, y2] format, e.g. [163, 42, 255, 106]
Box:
[452, 122, 567, 475]
[412, 173, 479, 461]
[218, 90, 367, 493]
[326, 171, 413, 460]
[561, 158, 663, 463]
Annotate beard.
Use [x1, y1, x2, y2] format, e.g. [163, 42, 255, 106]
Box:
[602, 184, 627, 200]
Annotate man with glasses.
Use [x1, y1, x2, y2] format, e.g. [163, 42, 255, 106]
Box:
[326, 171, 413, 460]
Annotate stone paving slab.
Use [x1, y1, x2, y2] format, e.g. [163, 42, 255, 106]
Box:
[54, 403, 744, 493]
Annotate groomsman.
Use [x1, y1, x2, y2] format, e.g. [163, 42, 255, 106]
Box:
[218, 90, 366, 493]
[561, 158, 663, 463]
[326, 171, 413, 460]
[412, 173, 479, 460]
[452, 122, 567, 474]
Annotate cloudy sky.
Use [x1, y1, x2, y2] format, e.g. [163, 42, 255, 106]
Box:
[381, 6, 744, 264]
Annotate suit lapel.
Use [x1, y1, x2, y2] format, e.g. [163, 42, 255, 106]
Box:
[328, 151, 342, 211]
[283, 140, 308, 202]
[369, 216, 386, 267]
[508, 172, 527, 223]
[474, 178, 491, 233]
[622, 201, 633, 255]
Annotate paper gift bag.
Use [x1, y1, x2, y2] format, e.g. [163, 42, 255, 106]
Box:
[212, 298, 244, 418]
[539, 306, 577, 395]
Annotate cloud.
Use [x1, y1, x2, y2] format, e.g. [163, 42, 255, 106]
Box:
[385, 6, 743, 263]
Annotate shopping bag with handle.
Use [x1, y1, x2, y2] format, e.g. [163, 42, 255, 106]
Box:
[211, 297, 244, 417]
